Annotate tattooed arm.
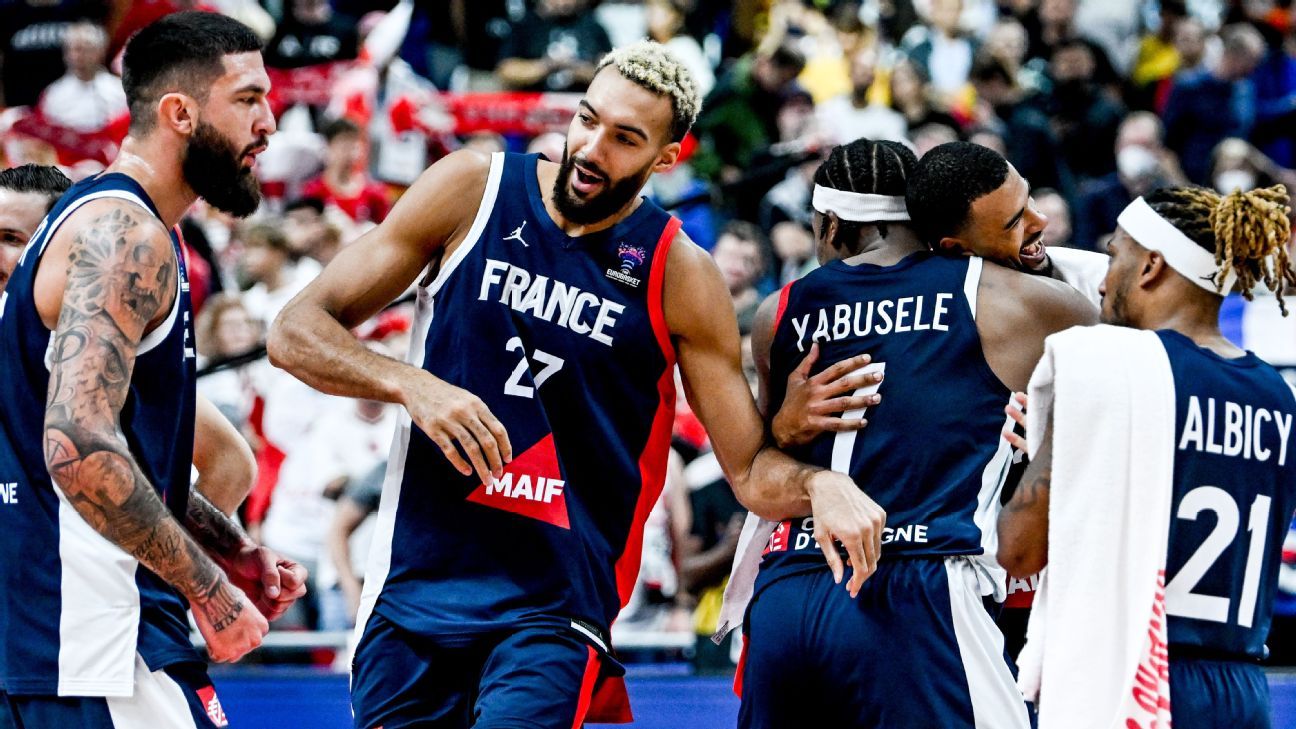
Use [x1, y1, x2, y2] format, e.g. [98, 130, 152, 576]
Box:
[41, 202, 267, 662]
[184, 490, 308, 622]
[997, 413, 1053, 578]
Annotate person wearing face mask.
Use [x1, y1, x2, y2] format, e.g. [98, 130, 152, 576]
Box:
[1074, 112, 1188, 252]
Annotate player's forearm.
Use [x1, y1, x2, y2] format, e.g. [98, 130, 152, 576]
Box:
[194, 396, 255, 515]
[268, 299, 412, 405]
[729, 445, 818, 521]
[43, 424, 243, 624]
[997, 456, 1052, 578]
[185, 490, 256, 564]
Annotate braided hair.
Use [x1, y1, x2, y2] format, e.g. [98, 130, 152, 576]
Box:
[813, 138, 917, 247]
[1143, 185, 1296, 314]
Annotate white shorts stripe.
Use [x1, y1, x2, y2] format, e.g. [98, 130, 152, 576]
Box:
[104, 654, 201, 729]
[945, 558, 1030, 729]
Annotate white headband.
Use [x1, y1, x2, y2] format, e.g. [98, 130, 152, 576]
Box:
[1116, 197, 1238, 295]
[812, 184, 910, 222]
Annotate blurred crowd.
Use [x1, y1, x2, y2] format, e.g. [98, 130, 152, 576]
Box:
[6, 0, 1296, 669]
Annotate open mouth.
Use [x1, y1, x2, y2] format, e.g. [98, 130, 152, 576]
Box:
[571, 163, 606, 195]
[1019, 235, 1047, 269]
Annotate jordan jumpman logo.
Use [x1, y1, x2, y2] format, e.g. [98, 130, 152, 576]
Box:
[504, 221, 529, 247]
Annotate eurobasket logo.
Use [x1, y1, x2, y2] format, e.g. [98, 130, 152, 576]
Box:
[605, 243, 646, 288]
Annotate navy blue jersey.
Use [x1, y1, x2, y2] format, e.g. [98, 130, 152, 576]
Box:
[0, 173, 198, 696]
[759, 254, 1014, 583]
[358, 153, 679, 651]
[1158, 330, 1296, 659]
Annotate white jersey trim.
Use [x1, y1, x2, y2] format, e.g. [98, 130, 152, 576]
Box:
[55, 487, 140, 697]
[944, 557, 1031, 729]
[352, 150, 506, 652]
[963, 256, 983, 320]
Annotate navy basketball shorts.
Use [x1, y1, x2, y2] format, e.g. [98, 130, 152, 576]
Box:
[1169, 655, 1270, 729]
[351, 612, 602, 729]
[0, 657, 229, 728]
[738, 556, 1030, 729]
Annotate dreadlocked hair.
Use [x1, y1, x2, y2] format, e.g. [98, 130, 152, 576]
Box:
[1143, 185, 1296, 314]
[813, 138, 917, 244]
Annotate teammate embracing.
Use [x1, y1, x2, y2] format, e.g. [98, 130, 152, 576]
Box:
[738, 138, 1095, 728]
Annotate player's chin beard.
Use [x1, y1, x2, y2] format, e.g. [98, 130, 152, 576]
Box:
[552, 149, 649, 226]
[1100, 283, 1132, 327]
[182, 121, 262, 218]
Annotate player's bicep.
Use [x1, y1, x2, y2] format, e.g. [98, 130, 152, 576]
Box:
[666, 240, 765, 476]
[46, 205, 176, 425]
[295, 149, 492, 328]
[750, 292, 780, 418]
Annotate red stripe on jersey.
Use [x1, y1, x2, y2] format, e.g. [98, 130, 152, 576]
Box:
[571, 646, 599, 729]
[772, 281, 795, 336]
[733, 633, 748, 697]
[614, 217, 681, 604]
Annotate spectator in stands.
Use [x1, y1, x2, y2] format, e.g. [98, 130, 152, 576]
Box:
[1248, 22, 1296, 168]
[0, 0, 105, 108]
[1163, 23, 1266, 184]
[1151, 15, 1211, 113]
[1130, 0, 1188, 103]
[37, 22, 126, 134]
[902, 0, 978, 99]
[495, 0, 612, 92]
[265, 0, 359, 69]
[1033, 188, 1073, 249]
[983, 16, 1045, 93]
[888, 58, 961, 137]
[260, 390, 395, 630]
[647, 0, 714, 98]
[770, 220, 816, 285]
[1024, 0, 1119, 90]
[691, 41, 806, 185]
[300, 117, 391, 224]
[237, 222, 318, 328]
[328, 460, 385, 621]
[970, 55, 1072, 197]
[1209, 137, 1296, 194]
[194, 293, 260, 433]
[0, 164, 70, 294]
[817, 45, 908, 146]
[712, 221, 768, 334]
[1073, 112, 1186, 251]
[678, 451, 745, 673]
[1046, 37, 1125, 181]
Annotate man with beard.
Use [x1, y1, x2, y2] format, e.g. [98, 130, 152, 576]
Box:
[0, 13, 306, 729]
[999, 185, 1296, 728]
[269, 41, 884, 729]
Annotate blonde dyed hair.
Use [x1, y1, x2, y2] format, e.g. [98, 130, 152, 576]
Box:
[594, 40, 701, 143]
[1146, 185, 1296, 313]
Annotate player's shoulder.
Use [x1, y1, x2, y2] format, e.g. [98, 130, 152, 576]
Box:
[55, 195, 172, 252]
[980, 258, 1098, 328]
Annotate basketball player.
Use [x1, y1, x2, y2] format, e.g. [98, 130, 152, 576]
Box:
[999, 185, 1296, 728]
[268, 42, 882, 729]
[0, 165, 71, 294]
[737, 138, 1096, 728]
[0, 13, 306, 728]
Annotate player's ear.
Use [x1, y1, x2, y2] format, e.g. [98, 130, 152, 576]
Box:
[1139, 249, 1169, 288]
[158, 92, 196, 136]
[937, 236, 970, 256]
[653, 141, 682, 174]
[822, 212, 841, 249]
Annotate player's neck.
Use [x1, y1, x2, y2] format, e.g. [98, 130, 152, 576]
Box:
[538, 159, 643, 237]
[1144, 302, 1243, 358]
[105, 136, 199, 228]
[837, 226, 925, 267]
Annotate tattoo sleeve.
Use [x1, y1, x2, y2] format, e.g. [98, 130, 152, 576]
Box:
[184, 490, 253, 561]
[997, 418, 1053, 576]
[42, 206, 241, 630]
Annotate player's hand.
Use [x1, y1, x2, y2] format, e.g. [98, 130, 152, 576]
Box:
[191, 579, 268, 663]
[806, 471, 886, 598]
[222, 543, 309, 622]
[1002, 392, 1028, 452]
[771, 344, 883, 449]
[402, 371, 512, 485]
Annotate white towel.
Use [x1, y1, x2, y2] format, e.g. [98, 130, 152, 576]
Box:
[1017, 325, 1177, 729]
[1046, 246, 1109, 309]
[714, 511, 776, 642]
